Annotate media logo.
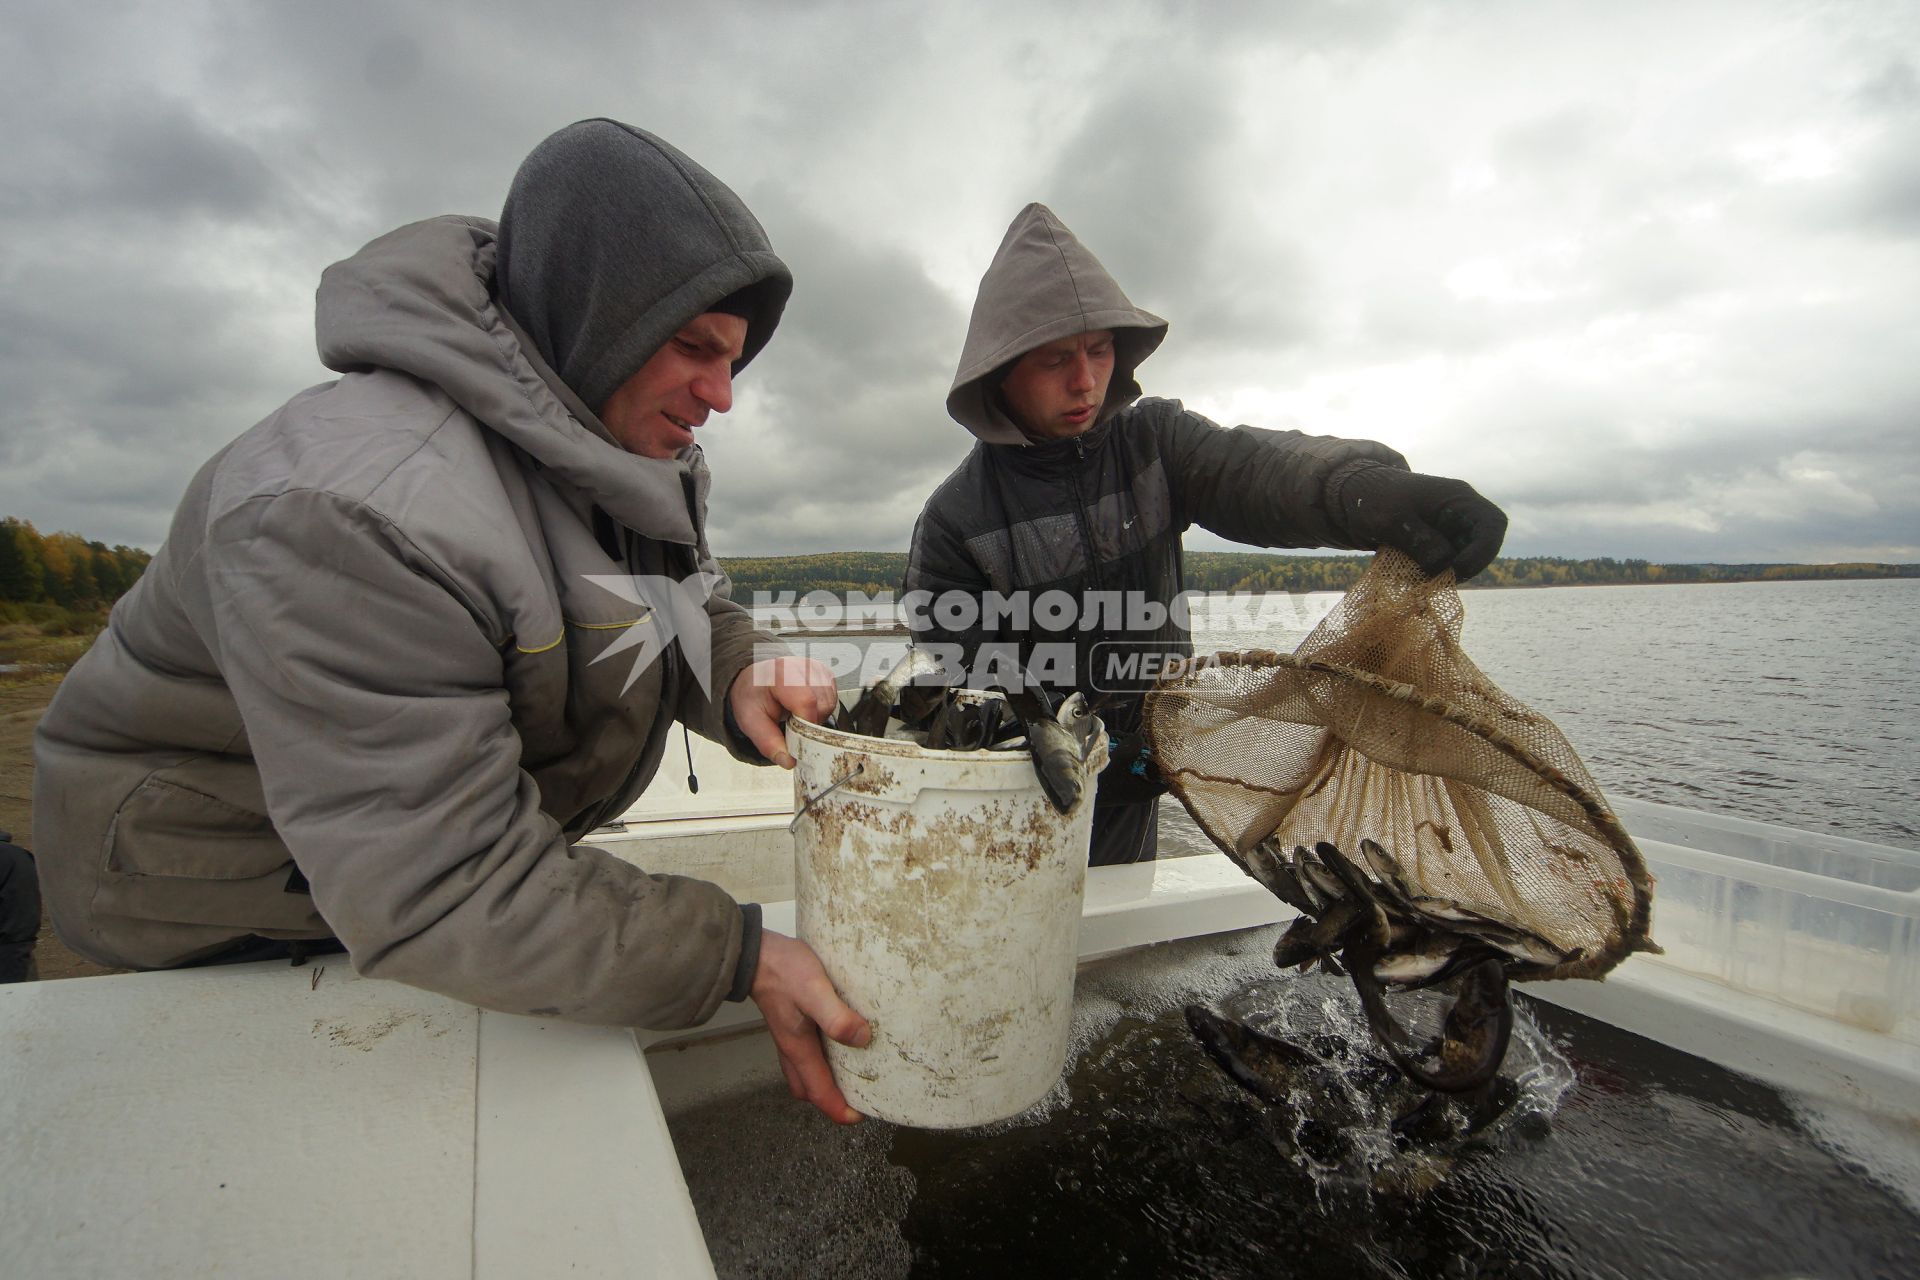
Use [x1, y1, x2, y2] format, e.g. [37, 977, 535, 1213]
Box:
[582, 573, 725, 697]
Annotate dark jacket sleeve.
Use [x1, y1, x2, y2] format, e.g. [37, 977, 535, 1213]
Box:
[1147, 400, 1409, 549]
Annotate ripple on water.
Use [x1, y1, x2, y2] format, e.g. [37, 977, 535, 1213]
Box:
[1188, 579, 1919, 847]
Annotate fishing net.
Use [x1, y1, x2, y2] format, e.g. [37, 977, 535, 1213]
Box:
[1144, 550, 1657, 982]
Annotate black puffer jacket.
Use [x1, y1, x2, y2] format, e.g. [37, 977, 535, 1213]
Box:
[906, 397, 1404, 713]
[906, 206, 1404, 864]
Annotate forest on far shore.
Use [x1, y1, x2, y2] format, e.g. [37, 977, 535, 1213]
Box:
[716, 550, 1920, 600]
[0, 517, 153, 628]
[4, 515, 1915, 623]
[1, 518, 156, 682]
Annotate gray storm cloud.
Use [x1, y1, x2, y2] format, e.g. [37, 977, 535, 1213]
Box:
[1, 0, 1914, 564]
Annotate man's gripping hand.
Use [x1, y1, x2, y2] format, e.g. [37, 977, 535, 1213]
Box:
[751, 930, 871, 1125]
[1332, 464, 1509, 581]
[729, 656, 838, 768]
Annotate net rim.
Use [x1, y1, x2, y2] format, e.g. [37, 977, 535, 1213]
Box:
[1145, 648, 1658, 982]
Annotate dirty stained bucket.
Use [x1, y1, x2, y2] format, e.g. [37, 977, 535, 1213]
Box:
[788, 712, 1107, 1129]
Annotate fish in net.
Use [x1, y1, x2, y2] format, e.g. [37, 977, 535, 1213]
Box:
[1146, 550, 1659, 1116]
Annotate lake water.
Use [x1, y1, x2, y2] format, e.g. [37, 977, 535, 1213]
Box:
[1180, 576, 1920, 850]
[790, 577, 1920, 850]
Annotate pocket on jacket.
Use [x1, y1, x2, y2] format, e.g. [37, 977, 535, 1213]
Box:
[104, 776, 292, 881]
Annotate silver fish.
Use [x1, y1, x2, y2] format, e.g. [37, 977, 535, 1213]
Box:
[1003, 688, 1085, 814]
[1371, 935, 1466, 986]
[832, 647, 948, 738]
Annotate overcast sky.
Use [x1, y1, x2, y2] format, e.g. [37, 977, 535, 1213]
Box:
[3, 0, 1916, 563]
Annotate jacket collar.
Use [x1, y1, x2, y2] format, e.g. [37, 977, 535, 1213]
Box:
[990, 417, 1117, 477]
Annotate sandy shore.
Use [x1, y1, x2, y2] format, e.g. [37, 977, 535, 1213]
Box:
[1, 680, 121, 981]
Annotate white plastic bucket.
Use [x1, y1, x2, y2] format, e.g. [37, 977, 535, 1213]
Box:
[788, 711, 1107, 1128]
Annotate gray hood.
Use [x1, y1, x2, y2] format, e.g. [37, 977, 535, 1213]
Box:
[946, 203, 1168, 445]
[495, 119, 792, 413]
[317, 215, 720, 546]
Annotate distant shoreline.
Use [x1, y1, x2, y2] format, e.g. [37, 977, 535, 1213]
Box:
[719, 551, 1919, 601]
[752, 574, 1915, 636]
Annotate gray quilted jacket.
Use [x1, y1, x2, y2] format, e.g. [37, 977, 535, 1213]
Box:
[34, 214, 783, 1028]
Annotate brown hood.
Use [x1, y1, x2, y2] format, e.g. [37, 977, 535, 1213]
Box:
[945, 204, 1168, 445]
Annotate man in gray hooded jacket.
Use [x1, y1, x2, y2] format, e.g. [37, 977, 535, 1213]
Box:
[33, 120, 870, 1124]
[906, 204, 1508, 866]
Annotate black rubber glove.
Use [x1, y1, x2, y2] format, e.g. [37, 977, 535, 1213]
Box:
[1331, 463, 1508, 580]
[1096, 730, 1168, 806]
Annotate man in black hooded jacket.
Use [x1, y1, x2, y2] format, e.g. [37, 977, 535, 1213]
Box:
[905, 204, 1508, 866]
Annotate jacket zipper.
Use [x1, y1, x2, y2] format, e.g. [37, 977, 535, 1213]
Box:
[1066, 435, 1105, 695]
[582, 526, 683, 834]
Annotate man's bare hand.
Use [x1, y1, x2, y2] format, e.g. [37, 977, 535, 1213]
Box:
[729, 656, 838, 768]
[751, 930, 870, 1124]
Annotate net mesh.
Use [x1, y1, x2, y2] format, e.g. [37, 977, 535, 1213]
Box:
[1144, 550, 1656, 981]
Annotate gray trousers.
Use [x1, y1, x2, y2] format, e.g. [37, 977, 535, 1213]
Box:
[1089, 798, 1159, 866]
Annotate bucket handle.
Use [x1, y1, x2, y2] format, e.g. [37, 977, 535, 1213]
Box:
[789, 763, 866, 833]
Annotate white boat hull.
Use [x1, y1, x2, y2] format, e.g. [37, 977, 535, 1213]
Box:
[5, 771, 1915, 1276]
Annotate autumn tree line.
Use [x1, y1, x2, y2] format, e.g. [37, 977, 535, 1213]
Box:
[3, 519, 1914, 615]
[717, 550, 1918, 600]
[0, 518, 154, 621]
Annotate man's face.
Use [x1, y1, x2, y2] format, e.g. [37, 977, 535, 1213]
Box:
[1000, 329, 1116, 440]
[599, 312, 749, 459]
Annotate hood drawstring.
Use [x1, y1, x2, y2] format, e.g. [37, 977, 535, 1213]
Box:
[683, 723, 700, 794]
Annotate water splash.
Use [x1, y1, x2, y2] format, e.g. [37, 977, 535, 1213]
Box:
[663, 925, 1920, 1278]
[1195, 969, 1576, 1206]
[950, 926, 1576, 1217]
